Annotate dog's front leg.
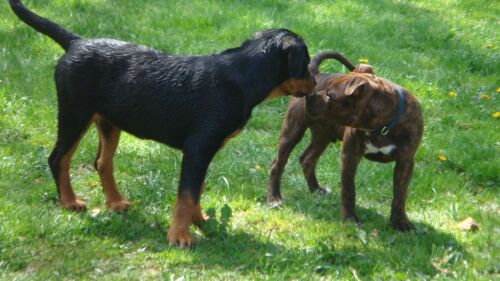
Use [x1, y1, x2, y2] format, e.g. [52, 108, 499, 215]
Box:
[390, 155, 414, 231]
[167, 139, 219, 248]
[340, 130, 363, 224]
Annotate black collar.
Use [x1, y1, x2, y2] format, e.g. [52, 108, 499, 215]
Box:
[373, 88, 405, 135]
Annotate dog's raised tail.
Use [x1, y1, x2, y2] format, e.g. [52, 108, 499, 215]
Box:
[309, 51, 356, 75]
[8, 0, 80, 51]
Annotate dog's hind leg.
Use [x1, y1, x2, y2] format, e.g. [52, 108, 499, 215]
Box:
[299, 132, 330, 194]
[94, 115, 129, 212]
[48, 109, 93, 211]
[268, 115, 307, 206]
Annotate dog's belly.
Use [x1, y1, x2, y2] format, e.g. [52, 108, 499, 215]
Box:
[98, 109, 189, 149]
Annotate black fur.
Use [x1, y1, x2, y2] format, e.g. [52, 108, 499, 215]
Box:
[8, 0, 315, 239]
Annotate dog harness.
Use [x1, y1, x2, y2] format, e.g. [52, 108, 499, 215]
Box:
[374, 88, 405, 136]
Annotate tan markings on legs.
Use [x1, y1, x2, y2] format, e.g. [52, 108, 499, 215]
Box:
[192, 182, 208, 228]
[94, 115, 129, 212]
[168, 192, 197, 248]
[59, 125, 92, 211]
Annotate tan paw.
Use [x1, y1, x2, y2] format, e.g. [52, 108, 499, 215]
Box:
[106, 199, 131, 212]
[61, 197, 87, 212]
[167, 227, 194, 249]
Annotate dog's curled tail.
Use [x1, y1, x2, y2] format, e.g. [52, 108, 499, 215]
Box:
[309, 51, 356, 75]
[8, 0, 80, 51]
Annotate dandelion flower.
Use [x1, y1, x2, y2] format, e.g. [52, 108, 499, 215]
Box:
[496, 87, 500, 93]
[358, 58, 369, 63]
[480, 94, 490, 100]
[492, 112, 500, 118]
[255, 165, 263, 171]
[448, 91, 457, 97]
[438, 155, 447, 161]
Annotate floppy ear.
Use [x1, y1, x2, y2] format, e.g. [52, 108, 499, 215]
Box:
[284, 40, 310, 79]
[344, 76, 368, 96]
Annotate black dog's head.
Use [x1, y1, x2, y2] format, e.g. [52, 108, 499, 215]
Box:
[251, 29, 316, 97]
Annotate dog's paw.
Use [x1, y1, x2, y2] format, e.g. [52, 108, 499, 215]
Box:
[341, 213, 361, 226]
[106, 200, 131, 212]
[61, 197, 87, 212]
[168, 228, 194, 249]
[268, 199, 283, 209]
[316, 187, 332, 195]
[391, 218, 414, 232]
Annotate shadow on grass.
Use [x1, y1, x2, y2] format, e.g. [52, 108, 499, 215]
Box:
[69, 188, 466, 278]
[192, 205, 465, 278]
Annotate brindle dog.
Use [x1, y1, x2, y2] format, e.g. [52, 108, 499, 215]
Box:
[268, 51, 369, 204]
[269, 52, 423, 231]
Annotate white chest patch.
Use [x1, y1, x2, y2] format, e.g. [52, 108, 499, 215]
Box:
[364, 141, 396, 155]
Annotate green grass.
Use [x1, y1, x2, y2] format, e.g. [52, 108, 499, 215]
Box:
[1, 0, 499, 279]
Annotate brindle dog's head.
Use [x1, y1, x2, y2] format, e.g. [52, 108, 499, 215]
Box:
[252, 29, 316, 97]
[306, 66, 398, 129]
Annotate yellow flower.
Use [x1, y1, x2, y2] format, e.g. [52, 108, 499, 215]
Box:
[448, 91, 457, 97]
[480, 94, 490, 100]
[358, 58, 369, 63]
[255, 165, 263, 171]
[492, 112, 500, 118]
[496, 87, 500, 93]
[438, 155, 447, 162]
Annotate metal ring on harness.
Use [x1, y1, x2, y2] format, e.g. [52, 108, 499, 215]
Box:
[380, 127, 390, 136]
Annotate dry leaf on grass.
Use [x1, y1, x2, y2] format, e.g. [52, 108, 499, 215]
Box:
[349, 266, 362, 281]
[90, 208, 101, 217]
[457, 217, 479, 232]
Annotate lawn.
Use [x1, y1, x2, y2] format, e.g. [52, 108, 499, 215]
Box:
[0, 0, 498, 280]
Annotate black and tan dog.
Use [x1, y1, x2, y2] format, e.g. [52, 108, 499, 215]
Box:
[9, 0, 315, 247]
[268, 52, 423, 231]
